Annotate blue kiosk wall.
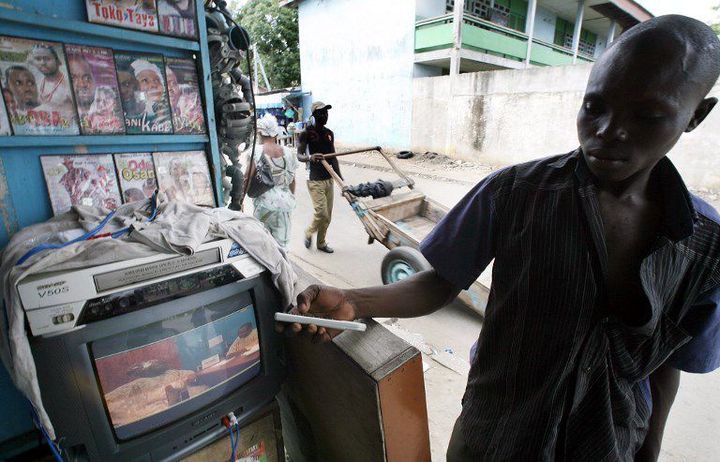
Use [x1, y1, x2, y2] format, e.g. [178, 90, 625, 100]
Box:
[0, 0, 223, 453]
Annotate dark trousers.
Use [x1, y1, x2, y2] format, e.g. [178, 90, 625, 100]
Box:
[446, 416, 480, 461]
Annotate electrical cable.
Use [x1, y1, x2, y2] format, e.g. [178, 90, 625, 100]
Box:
[15, 192, 160, 266]
[30, 405, 65, 462]
[227, 425, 236, 462]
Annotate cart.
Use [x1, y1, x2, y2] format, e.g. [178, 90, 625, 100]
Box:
[318, 147, 489, 317]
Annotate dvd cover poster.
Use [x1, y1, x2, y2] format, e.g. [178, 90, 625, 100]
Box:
[165, 58, 205, 134]
[0, 36, 80, 135]
[114, 152, 157, 203]
[0, 95, 10, 135]
[66, 45, 125, 135]
[41, 154, 122, 215]
[158, 0, 197, 39]
[115, 52, 173, 134]
[153, 151, 215, 207]
[85, 0, 159, 33]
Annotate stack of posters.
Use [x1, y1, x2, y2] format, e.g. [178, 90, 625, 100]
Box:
[158, 0, 198, 39]
[165, 57, 205, 134]
[85, 0, 159, 33]
[41, 154, 122, 215]
[0, 96, 10, 135]
[114, 52, 173, 134]
[66, 45, 125, 135]
[153, 150, 215, 207]
[113, 152, 157, 203]
[0, 36, 80, 135]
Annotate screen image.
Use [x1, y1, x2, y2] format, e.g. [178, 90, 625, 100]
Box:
[92, 304, 261, 430]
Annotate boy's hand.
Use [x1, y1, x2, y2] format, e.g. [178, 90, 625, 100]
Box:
[275, 285, 358, 343]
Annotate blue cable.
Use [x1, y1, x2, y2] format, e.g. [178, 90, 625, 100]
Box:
[228, 425, 236, 462]
[30, 405, 65, 462]
[16, 210, 117, 266]
[16, 192, 160, 266]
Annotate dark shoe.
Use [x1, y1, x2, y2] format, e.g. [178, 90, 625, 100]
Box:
[317, 245, 334, 254]
[304, 235, 312, 249]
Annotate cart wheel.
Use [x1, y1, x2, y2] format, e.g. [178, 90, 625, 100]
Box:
[381, 246, 432, 284]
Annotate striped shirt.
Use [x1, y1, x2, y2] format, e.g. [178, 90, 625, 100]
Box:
[421, 150, 720, 460]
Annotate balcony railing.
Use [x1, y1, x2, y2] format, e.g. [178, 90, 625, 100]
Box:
[415, 14, 595, 67]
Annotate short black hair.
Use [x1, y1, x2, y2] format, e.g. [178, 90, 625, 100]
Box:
[614, 15, 720, 95]
[3, 65, 33, 86]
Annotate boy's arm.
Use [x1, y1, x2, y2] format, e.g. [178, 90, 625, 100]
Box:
[635, 364, 680, 462]
[297, 131, 311, 162]
[279, 269, 460, 342]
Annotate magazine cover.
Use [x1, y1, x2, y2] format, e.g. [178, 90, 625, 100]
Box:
[0, 36, 80, 135]
[115, 52, 173, 134]
[0, 94, 10, 135]
[41, 154, 122, 215]
[113, 152, 157, 203]
[158, 0, 197, 39]
[66, 45, 125, 135]
[153, 150, 215, 207]
[85, 0, 159, 33]
[165, 57, 205, 134]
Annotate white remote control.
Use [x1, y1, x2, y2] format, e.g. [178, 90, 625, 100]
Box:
[274, 312, 367, 332]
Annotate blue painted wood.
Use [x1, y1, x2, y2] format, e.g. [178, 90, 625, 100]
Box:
[0, 6, 199, 52]
[196, 0, 225, 206]
[0, 135, 209, 148]
[0, 1, 224, 448]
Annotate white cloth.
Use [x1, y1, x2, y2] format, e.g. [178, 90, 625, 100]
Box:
[0, 197, 296, 438]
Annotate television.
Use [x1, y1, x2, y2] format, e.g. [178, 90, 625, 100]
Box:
[29, 263, 285, 462]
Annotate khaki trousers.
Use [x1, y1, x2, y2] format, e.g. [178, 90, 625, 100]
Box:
[305, 179, 334, 247]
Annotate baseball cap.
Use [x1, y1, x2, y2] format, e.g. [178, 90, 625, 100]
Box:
[311, 101, 332, 113]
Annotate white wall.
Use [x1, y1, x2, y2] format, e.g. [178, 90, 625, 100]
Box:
[415, 0, 446, 20]
[412, 65, 720, 191]
[532, 6, 556, 43]
[298, 0, 417, 149]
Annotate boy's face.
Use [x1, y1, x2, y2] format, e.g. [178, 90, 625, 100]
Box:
[577, 33, 709, 184]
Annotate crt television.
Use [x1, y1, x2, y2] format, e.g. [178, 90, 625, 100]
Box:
[29, 254, 286, 462]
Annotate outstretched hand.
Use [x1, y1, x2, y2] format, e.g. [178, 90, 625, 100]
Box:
[275, 284, 359, 343]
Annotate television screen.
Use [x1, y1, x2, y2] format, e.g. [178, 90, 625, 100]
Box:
[91, 300, 261, 437]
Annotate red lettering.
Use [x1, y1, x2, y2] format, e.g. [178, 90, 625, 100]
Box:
[93, 2, 101, 16]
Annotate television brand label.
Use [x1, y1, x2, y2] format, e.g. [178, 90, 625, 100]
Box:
[94, 248, 221, 292]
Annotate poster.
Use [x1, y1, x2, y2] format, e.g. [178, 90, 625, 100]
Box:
[41, 154, 122, 215]
[85, 0, 159, 33]
[114, 152, 157, 203]
[165, 57, 205, 134]
[65, 45, 125, 135]
[115, 52, 173, 134]
[0, 93, 10, 135]
[0, 36, 80, 135]
[153, 150, 215, 207]
[158, 0, 197, 39]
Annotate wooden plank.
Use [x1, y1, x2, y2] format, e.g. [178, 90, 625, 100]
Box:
[378, 354, 431, 462]
[365, 190, 425, 210]
[371, 197, 425, 223]
[420, 197, 449, 224]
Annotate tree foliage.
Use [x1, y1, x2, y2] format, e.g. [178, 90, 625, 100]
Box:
[235, 0, 300, 89]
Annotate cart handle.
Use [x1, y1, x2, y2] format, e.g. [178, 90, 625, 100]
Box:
[320, 146, 382, 159]
[319, 147, 415, 190]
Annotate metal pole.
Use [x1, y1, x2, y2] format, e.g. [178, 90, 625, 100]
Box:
[606, 20, 617, 46]
[571, 0, 586, 64]
[524, 0, 537, 67]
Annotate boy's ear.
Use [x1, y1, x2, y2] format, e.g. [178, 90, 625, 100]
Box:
[685, 97, 717, 132]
